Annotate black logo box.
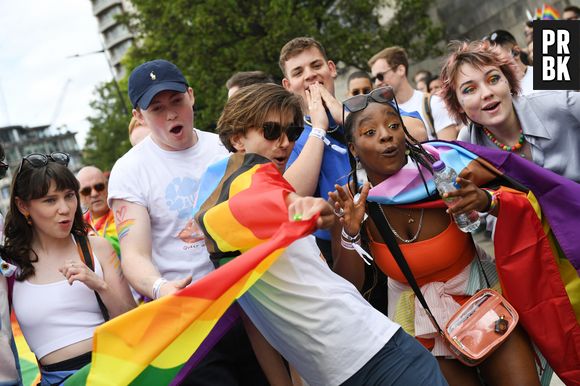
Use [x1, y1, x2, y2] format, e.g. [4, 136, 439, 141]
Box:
[533, 20, 580, 90]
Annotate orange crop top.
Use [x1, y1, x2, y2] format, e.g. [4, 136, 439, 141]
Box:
[368, 220, 475, 286]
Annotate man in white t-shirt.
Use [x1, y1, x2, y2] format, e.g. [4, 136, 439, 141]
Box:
[368, 46, 458, 141]
[108, 59, 267, 385]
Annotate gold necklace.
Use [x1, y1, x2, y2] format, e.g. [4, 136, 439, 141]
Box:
[378, 205, 424, 243]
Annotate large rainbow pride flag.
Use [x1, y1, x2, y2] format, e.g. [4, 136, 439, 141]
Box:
[63, 144, 579, 385]
[65, 153, 314, 385]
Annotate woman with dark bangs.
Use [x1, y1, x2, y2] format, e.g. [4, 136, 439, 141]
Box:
[330, 87, 540, 386]
[439, 40, 580, 183]
[3, 154, 135, 385]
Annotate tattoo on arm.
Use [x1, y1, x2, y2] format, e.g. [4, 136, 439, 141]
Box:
[115, 205, 135, 241]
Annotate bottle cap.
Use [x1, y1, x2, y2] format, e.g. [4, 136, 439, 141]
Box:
[432, 160, 446, 172]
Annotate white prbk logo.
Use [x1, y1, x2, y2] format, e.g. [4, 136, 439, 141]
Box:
[150, 71, 157, 80]
[542, 29, 571, 81]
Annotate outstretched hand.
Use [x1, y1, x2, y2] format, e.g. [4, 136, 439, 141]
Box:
[443, 177, 490, 215]
[328, 182, 370, 237]
[288, 196, 335, 230]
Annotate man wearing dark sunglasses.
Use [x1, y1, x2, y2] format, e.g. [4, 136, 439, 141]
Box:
[368, 46, 458, 141]
[77, 166, 120, 256]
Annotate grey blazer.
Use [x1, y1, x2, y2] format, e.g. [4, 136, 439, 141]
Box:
[458, 91, 580, 182]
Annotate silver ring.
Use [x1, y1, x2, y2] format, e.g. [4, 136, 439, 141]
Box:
[334, 207, 345, 217]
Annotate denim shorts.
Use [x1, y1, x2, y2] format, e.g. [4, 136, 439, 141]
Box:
[342, 328, 449, 386]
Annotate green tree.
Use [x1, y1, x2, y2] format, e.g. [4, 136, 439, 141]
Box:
[84, 0, 443, 158]
[83, 80, 132, 171]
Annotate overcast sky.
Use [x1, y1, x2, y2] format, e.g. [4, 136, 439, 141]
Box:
[0, 0, 112, 147]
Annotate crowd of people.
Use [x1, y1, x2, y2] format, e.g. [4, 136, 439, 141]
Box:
[1, 8, 579, 386]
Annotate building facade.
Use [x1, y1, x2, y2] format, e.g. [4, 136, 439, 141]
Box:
[90, 0, 135, 80]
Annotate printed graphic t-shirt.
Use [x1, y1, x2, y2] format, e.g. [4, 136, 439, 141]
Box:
[108, 130, 229, 281]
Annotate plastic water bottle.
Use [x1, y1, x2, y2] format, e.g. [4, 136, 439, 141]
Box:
[432, 160, 481, 233]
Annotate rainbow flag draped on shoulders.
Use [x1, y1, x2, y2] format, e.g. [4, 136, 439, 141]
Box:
[369, 140, 580, 384]
[65, 153, 316, 385]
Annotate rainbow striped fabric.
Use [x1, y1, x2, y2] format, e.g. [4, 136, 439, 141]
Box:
[64, 144, 580, 385]
[536, 4, 561, 20]
[368, 141, 580, 384]
[65, 153, 315, 386]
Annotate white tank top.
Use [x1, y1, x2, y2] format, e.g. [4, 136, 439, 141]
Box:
[12, 256, 105, 359]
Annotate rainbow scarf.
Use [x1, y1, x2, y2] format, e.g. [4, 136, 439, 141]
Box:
[65, 153, 316, 385]
[369, 141, 580, 384]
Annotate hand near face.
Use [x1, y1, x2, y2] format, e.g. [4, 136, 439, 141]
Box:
[288, 195, 334, 230]
[328, 182, 370, 237]
[442, 177, 490, 215]
[59, 259, 107, 292]
[305, 83, 329, 130]
[317, 83, 343, 125]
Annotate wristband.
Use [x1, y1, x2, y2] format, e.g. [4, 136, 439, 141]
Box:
[152, 277, 168, 299]
[340, 228, 373, 265]
[309, 127, 326, 141]
[308, 127, 347, 155]
[341, 227, 360, 242]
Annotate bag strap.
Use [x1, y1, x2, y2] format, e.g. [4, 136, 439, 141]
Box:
[74, 234, 110, 321]
[367, 202, 444, 336]
[422, 93, 438, 139]
[6, 276, 14, 311]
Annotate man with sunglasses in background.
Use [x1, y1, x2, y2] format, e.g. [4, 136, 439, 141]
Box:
[77, 166, 119, 256]
[369, 46, 457, 141]
[107, 59, 268, 385]
[483, 29, 537, 95]
[278, 36, 350, 266]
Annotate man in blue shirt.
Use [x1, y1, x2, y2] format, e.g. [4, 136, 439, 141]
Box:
[279, 37, 350, 265]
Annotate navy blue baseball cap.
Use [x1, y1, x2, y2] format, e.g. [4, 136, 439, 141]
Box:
[128, 59, 188, 110]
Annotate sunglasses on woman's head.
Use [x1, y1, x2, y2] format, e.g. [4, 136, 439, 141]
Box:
[80, 183, 106, 197]
[343, 86, 396, 113]
[262, 122, 304, 142]
[16, 152, 70, 177]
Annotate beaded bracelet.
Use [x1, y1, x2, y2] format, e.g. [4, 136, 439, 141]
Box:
[481, 189, 498, 213]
